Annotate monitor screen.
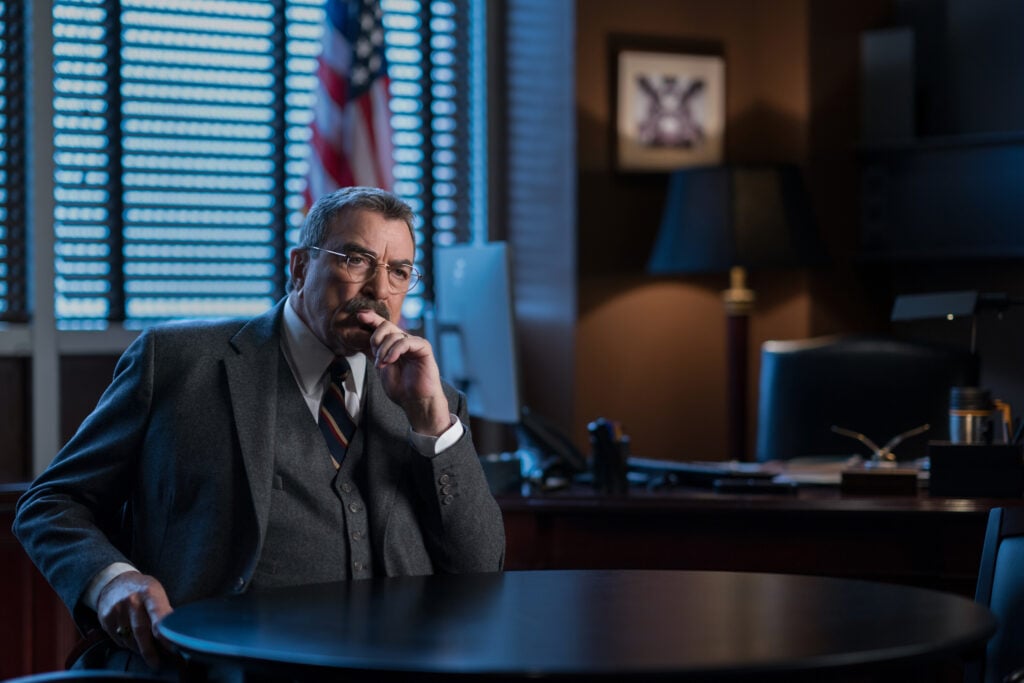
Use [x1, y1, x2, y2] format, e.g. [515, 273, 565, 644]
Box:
[432, 242, 521, 424]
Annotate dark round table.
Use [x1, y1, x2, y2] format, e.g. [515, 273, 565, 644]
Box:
[159, 569, 995, 682]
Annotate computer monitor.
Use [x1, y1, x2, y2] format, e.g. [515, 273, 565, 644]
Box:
[432, 242, 521, 424]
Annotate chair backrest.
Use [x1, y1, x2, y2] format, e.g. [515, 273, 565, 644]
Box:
[755, 335, 977, 462]
[972, 507, 1024, 683]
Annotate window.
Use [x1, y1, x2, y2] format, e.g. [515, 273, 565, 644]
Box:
[50, 0, 481, 330]
[0, 0, 27, 323]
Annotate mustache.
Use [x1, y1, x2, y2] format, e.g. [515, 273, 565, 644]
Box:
[344, 296, 391, 321]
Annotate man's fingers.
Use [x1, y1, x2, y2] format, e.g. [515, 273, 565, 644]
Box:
[145, 587, 175, 650]
[110, 620, 132, 647]
[129, 606, 161, 670]
[374, 330, 415, 367]
[97, 571, 174, 669]
[355, 309, 387, 330]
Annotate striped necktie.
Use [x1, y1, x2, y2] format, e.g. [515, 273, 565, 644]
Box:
[319, 358, 356, 469]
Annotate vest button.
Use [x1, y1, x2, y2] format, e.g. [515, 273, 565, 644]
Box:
[351, 530, 363, 541]
[352, 561, 363, 572]
[341, 482, 353, 493]
[349, 502, 361, 513]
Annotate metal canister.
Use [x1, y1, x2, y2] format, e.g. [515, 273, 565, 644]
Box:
[949, 386, 996, 444]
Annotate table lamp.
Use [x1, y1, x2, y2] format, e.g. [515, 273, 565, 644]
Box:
[648, 164, 822, 460]
[891, 290, 1022, 353]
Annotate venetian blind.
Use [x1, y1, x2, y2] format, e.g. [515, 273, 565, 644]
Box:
[0, 0, 27, 323]
[381, 0, 474, 321]
[51, 0, 477, 330]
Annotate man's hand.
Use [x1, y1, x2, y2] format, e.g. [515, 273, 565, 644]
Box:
[96, 571, 174, 670]
[358, 310, 450, 436]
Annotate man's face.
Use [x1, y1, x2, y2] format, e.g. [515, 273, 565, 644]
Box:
[289, 208, 414, 356]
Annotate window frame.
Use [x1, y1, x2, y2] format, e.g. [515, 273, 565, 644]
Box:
[10, 0, 498, 477]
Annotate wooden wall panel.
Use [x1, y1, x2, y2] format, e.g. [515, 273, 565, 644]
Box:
[0, 358, 30, 483]
[1, 485, 78, 678]
[60, 355, 120, 445]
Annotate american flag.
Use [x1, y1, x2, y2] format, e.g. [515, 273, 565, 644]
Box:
[305, 0, 394, 206]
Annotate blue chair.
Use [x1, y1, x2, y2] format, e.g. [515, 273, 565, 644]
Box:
[971, 507, 1024, 683]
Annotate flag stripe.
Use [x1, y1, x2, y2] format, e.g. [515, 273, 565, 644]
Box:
[310, 122, 356, 191]
[318, 55, 349, 112]
[305, 0, 393, 205]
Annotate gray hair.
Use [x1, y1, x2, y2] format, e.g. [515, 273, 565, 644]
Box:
[298, 186, 415, 248]
[290, 187, 416, 290]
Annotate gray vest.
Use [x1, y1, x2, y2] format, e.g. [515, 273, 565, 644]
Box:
[250, 356, 374, 589]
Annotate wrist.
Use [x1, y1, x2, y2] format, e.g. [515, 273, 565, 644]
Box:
[86, 563, 139, 612]
[406, 396, 453, 436]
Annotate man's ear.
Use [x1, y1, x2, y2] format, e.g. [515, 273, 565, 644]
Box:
[289, 248, 308, 292]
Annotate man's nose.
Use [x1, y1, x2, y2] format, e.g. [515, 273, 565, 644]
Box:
[360, 263, 391, 298]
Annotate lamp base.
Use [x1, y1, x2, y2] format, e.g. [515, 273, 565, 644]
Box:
[724, 266, 754, 461]
[723, 266, 755, 316]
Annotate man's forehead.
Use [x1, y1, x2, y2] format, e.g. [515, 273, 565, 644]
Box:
[326, 215, 414, 259]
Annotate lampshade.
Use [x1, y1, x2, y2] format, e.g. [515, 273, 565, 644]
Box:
[647, 164, 823, 274]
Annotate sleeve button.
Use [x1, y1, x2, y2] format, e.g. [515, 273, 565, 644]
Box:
[442, 494, 454, 505]
[439, 474, 451, 485]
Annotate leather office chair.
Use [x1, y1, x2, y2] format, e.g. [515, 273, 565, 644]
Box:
[755, 335, 977, 462]
[970, 507, 1024, 683]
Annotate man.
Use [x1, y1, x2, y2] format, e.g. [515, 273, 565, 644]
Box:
[14, 187, 505, 673]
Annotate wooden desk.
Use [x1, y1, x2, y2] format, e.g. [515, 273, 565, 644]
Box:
[498, 487, 1024, 596]
[159, 569, 995, 683]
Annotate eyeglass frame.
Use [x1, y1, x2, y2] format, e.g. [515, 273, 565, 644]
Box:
[306, 245, 423, 293]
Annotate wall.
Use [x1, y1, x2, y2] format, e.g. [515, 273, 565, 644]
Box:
[573, 0, 1024, 461]
[868, 0, 1024, 420]
[575, 0, 820, 460]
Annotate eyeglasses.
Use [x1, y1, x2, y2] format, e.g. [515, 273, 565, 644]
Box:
[308, 246, 422, 293]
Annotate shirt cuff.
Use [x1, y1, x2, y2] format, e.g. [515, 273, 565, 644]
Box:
[84, 562, 137, 612]
[409, 413, 463, 456]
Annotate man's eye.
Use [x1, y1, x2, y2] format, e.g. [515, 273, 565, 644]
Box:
[392, 268, 411, 281]
[346, 256, 368, 267]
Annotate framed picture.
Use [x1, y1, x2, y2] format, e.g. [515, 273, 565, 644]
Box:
[610, 36, 726, 173]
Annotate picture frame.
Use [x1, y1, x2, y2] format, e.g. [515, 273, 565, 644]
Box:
[610, 36, 726, 173]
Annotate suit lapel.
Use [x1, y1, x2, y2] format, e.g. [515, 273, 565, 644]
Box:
[225, 299, 285, 546]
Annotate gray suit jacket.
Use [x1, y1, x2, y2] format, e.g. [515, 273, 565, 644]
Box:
[14, 299, 505, 632]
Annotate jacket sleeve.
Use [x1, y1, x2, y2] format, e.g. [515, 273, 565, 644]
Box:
[410, 388, 506, 573]
[13, 330, 155, 631]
